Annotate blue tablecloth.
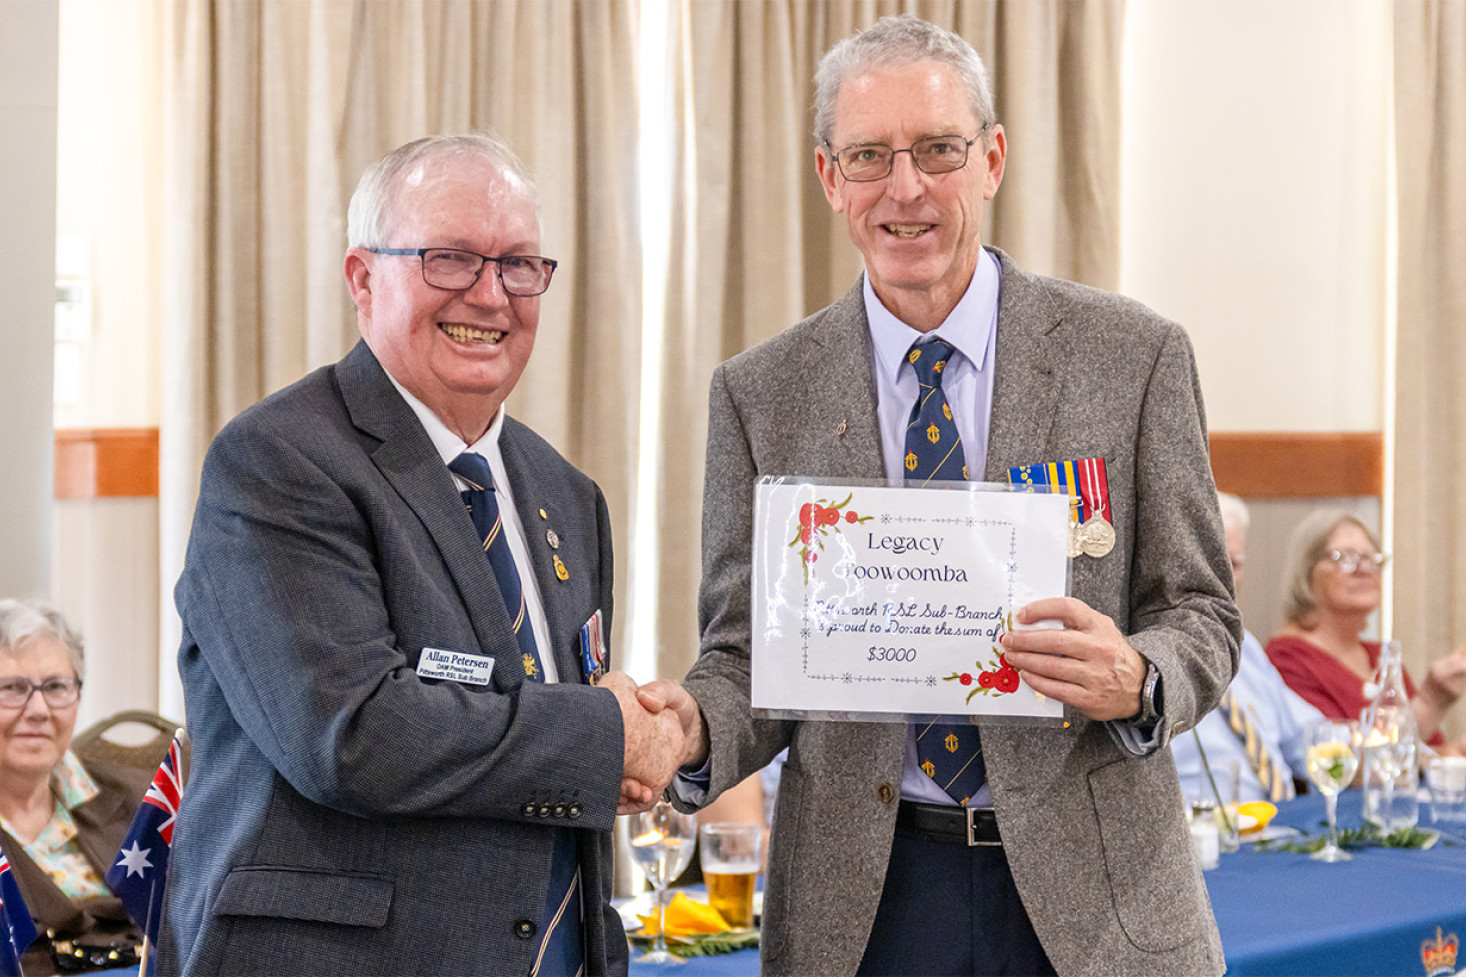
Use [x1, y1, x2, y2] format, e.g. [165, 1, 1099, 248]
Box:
[630, 792, 1466, 976]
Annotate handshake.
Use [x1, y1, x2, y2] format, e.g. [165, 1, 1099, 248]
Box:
[602, 672, 709, 815]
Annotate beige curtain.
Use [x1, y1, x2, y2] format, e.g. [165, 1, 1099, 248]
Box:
[157, 0, 640, 716]
[1392, 0, 1466, 739]
[651, 0, 1126, 682]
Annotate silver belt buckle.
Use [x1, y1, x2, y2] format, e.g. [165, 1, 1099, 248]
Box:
[966, 806, 1000, 847]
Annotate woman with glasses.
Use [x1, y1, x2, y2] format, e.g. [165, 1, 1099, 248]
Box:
[1266, 509, 1466, 751]
[0, 599, 156, 973]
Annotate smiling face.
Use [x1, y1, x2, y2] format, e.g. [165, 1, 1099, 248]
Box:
[345, 152, 542, 442]
[816, 61, 1005, 331]
[0, 635, 80, 781]
[1310, 521, 1383, 620]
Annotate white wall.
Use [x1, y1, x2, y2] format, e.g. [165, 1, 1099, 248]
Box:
[1120, 0, 1391, 434]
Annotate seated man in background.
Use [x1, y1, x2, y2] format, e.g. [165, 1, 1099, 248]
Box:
[1172, 494, 1322, 803]
[0, 598, 169, 975]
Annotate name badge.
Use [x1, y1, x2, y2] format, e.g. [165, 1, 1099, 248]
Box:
[417, 647, 495, 686]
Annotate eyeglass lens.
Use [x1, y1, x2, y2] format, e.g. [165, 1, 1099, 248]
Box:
[1327, 549, 1386, 573]
[0, 677, 81, 708]
[835, 134, 973, 182]
[421, 249, 553, 295]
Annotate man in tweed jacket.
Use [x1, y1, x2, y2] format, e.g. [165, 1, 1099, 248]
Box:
[649, 15, 1240, 977]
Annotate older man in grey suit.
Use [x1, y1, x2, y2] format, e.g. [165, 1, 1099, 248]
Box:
[641, 15, 1240, 977]
[160, 134, 683, 977]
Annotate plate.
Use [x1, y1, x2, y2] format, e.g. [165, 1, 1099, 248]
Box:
[1242, 824, 1301, 844]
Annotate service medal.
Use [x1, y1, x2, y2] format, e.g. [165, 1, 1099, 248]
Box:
[1079, 516, 1116, 557]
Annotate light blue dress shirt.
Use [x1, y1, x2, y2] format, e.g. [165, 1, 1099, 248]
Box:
[1171, 629, 1322, 804]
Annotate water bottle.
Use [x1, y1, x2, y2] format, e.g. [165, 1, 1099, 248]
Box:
[1361, 639, 1420, 831]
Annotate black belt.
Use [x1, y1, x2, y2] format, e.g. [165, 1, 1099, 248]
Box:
[896, 800, 1002, 847]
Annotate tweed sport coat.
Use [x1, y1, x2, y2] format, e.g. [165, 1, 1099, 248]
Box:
[681, 249, 1241, 976]
[159, 341, 628, 976]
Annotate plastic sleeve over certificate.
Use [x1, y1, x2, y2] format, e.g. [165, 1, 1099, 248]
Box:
[750, 477, 1072, 725]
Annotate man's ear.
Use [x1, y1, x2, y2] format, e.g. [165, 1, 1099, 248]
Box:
[816, 146, 846, 213]
[344, 248, 373, 315]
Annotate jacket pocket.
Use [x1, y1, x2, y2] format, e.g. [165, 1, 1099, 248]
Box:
[1089, 758, 1210, 953]
[215, 866, 394, 928]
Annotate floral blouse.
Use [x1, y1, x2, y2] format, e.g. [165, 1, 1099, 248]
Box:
[0, 750, 109, 899]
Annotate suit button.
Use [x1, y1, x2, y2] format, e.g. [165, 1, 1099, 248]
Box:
[877, 783, 895, 804]
[567, 803, 583, 820]
[514, 919, 537, 940]
[537, 804, 552, 818]
[553, 804, 567, 818]
[522, 803, 536, 818]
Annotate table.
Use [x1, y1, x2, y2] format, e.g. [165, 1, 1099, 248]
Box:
[630, 792, 1466, 976]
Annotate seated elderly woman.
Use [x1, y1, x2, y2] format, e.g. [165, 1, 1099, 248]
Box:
[0, 599, 165, 973]
[1265, 509, 1466, 750]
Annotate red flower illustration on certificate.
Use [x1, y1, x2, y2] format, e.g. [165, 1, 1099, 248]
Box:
[944, 611, 1020, 701]
[788, 492, 873, 583]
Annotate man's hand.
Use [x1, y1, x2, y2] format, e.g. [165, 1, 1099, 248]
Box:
[998, 596, 1147, 722]
[602, 671, 686, 814]
[636, 679, 709, 769]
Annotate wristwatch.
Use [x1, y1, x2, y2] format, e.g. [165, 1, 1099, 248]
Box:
[1135, 659, 1163, 724]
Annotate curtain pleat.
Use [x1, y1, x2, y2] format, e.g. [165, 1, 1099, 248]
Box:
[1392, 0, 1466, 739]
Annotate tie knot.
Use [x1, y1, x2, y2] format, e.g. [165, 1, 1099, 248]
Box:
[448, 452, 494, 492]
[907, 339, 955, 386]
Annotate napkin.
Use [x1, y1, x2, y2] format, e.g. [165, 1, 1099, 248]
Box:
[635, 892, 732, 937]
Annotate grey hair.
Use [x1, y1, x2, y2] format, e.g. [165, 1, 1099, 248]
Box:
[346, 132, 541, 249]
[1217, 491, 1250, 535]
[0, 598, 85, 681]
[1280, 508, 1379, 626]
[813, 14, 996, 146]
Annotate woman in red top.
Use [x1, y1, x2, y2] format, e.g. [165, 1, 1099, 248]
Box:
[1266, 508, 1466, 750]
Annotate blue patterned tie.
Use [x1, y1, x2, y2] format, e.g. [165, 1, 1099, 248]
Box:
[448, 452, 546, 683]
[449, 452, 579, 973]
[905, 339, 985, 804]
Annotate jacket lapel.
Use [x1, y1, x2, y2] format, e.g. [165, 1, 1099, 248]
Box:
[984, 249, 1064, 478]
[336, 342, 525, 692]
[809, 281, 886, 480]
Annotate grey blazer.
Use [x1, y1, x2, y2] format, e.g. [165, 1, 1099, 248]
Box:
[683, 249, 1241, 976]
[159, 341, 628, 976]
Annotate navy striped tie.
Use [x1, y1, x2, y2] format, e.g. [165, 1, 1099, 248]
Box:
[448, 452, 580, 973]
[448, 452, 546, 682]
[905, 339, 986, 804]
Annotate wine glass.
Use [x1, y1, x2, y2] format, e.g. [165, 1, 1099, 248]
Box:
[627, 801, 697, 964]
[1306, 718, 1361, 862]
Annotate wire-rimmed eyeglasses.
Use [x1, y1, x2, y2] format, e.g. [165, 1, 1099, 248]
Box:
[1323, 549, 1390, 574]
[0, 676, 82, 710]
[824, 124, 991, 183]
[367, 247, 558, 297]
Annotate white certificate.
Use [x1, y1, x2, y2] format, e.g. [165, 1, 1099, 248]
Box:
[750, 478, 1071, 724]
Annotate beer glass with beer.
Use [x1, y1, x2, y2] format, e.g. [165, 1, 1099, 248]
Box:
[698, 823, 762, 931]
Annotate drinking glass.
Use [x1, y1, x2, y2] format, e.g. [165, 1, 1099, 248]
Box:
[627, 801, 697, 964]
[1306, 719, 1361, 862]
[698, 823, 762, 930]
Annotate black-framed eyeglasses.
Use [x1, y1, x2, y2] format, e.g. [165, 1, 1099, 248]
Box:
[824, 124, 991, 183]
[1323, 549, 1390, 574]
[367, 247, 558, 297]
[0, 676, 82, 710]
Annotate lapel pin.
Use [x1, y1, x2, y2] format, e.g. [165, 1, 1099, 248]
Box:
[546, 529, 560, 550]
[835, 419, 848, 437]
[553, 554, 570, 581]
